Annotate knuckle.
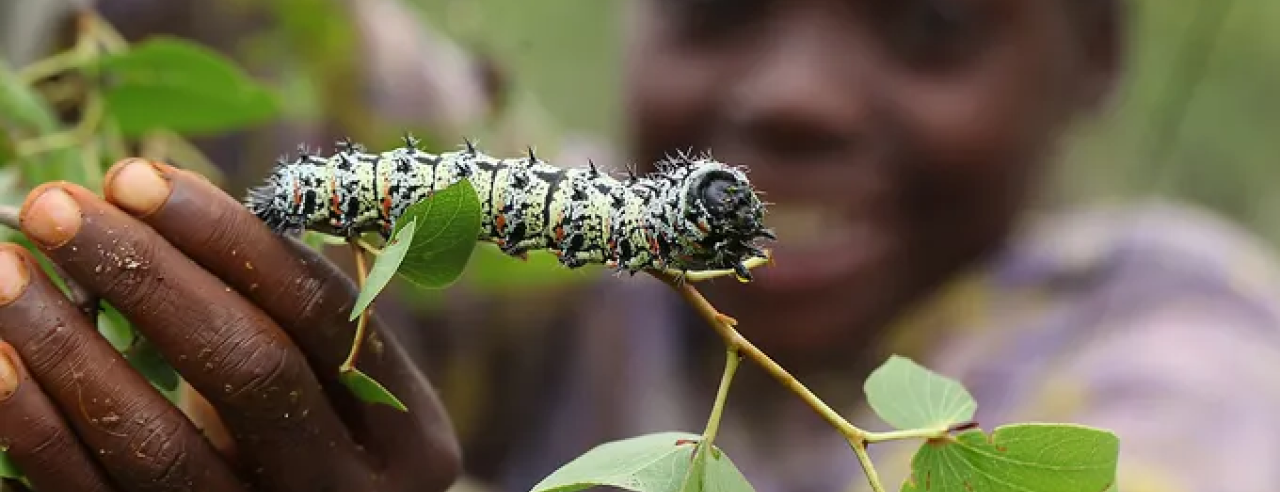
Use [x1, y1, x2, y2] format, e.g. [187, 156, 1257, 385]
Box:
[87, 236, 163, 306]
[291, 273, 344, 333]
[116, 405, 196, 486]
[19, 319, 90, 384]
[4, 418, 77, 470]
[207, 325, 305, 412]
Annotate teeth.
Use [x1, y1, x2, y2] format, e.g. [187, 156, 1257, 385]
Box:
[764, 205, 858, 249]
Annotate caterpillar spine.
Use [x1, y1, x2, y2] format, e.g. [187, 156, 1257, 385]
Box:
[245, 134, 774, 279]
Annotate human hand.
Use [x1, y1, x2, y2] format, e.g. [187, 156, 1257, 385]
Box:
[0, 159, 461, 492]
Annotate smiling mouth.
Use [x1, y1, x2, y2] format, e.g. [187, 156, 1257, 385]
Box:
[752, 204, 892, 291]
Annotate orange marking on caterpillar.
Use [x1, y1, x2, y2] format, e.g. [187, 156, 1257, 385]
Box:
[381, 181, 392, 220]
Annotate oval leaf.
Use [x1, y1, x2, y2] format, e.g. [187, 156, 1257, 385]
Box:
[339, 367, 408, 412]
[95, 37, 279, 136]
[901, 424, 1119, 492]
[350, 219, 417, 321]
[392, 179, 483, 289]
[531, 432, 753, 492]
[864, 355, 976, 430]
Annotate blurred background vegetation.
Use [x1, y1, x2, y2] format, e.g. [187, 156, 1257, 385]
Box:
[3, 0, 1277, 275]
[418, 0, 1280, 243]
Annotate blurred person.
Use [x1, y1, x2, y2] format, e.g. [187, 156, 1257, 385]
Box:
[2, 2, 1280, 492]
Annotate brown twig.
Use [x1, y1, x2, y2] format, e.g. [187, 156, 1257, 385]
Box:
[339, 241, 372, 371]
[648, 267, 891, 492]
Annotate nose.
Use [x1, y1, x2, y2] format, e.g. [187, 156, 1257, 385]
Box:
[722, 12, 874, 162]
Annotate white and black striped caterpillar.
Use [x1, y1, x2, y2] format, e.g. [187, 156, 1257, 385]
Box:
[244, 134, 774, 280]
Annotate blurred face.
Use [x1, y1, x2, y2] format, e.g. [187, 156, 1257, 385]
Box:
[624, 0, 1119, 361]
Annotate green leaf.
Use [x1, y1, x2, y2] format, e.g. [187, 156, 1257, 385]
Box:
[0, 59, 84, 185]
[392, 179, 483, 289]
[349, 218, 417, 321]
[530, 432, 754, 492]
[901, 424, 1119, 492]
[0, 449, 22, 480]
[339, 367, 407, 412]
[0, 59, 59, 131]
[125, 336, 180, 393]
[98, 302, 136, 352]
[95, 37, 279, 136]
[864, 355, 977, 431]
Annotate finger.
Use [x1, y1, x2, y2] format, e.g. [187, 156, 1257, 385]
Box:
[0, 341, 118, 492]
[0, 245, 245, 492]
[103, 160, 461, 480]
[18, 182, 373, 491]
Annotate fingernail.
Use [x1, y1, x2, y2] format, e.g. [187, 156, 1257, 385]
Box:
[22, 186, 81, 248]
[0, 247, 30, 306]
[0, 344, 19, 401]
[108, 159, 172, 216]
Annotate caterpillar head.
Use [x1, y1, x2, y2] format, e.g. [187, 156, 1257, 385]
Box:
[681, 161, 775, 277]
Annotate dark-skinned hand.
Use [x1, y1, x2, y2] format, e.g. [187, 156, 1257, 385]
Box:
[0, 159, 461, 492]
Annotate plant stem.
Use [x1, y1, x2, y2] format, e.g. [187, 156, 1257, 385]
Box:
[355, 238, 383, 256]
[653, 276, 866, 442]
[850, 440, 887, 492]
[340, 241, 372, 371]
[653, 271, 900, 492]
[701, 346, 740, 446]
[17, 46, 90, 85]
[662, 253, 771, 282]
[0, 205, 18, 231]
[81, 10, 129, 54]
[864, 427, 950, 444]
[16, 89, 106, 161]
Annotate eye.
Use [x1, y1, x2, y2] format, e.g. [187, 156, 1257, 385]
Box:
[656, 0, 772, 43]
[875, 0, 988, 71]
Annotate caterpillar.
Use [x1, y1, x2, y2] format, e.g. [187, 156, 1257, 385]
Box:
[244, 134, 774, 280]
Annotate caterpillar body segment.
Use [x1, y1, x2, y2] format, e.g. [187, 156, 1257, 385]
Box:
[244, 135, 774, 277]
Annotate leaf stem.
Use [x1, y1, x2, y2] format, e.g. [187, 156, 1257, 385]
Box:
[651, 275, 867, 442]
[0, 205, 18, 231]
[355, 238, 383, 256]
[850, 440, 887, 492]
[340, 241, 372, 371]
[863, 426, 950, 444]
[17, 46, 91, 86]
[701, 346, 740, 446]
[661, 251, 770, 282]
[16, 88, 106, 162]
